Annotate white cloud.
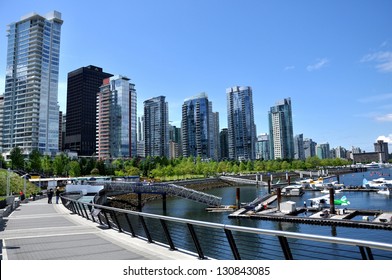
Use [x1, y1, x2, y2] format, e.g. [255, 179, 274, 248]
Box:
[284, 65, 295, 71]
[357, 93, 392, 103]
[375, 113, 392, 122]
[376, 134, 392, 143]
[306, 58, 329, 72]
[360, 51, 392, 73]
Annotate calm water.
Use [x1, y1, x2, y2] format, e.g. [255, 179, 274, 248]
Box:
[143, 168, 392, 245]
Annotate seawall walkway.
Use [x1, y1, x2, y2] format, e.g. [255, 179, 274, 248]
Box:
[0, 199, 197, 260]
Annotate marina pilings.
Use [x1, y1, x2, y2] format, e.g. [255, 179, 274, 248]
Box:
[329, 188, 335, 215]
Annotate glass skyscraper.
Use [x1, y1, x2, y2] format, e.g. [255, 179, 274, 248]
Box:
[143, 96, 169, 157]
[181, 93, 217, 159]
[96, 75, 137, 159]
[268, 98, 294, 159]
[226, 86, 257, 160]
[2, 11, 63, 156]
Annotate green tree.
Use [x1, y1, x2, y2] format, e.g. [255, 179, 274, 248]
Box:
[125, 166, 140, 176]
[68, 161, 81, 177]
[53, 154, 69, 176]
[91, 167, 100, 175]
[41, 155, 53, 175]
[29, 149, 42, 173]
[0, 154, 7, 169]
[95, 160, 106, 175]
[305, 156, 321, 169]
[10, 147, 24, 170]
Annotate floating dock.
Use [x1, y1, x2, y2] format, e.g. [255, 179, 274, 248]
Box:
[229, 207, 392, 230]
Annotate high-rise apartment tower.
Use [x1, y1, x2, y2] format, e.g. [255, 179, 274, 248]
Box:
[226, 86, 256, 160]
[96, 75, 137, 159]
[143, 96, 169, 157]
[2, 11, 63, 155]
[268, 98, 294, 159]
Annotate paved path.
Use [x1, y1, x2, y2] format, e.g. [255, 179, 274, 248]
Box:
[0, 199, 197, 260]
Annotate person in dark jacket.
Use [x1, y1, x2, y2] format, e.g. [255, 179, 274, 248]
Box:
[55, 187, 61, 204]
[47, 188, 54, 204]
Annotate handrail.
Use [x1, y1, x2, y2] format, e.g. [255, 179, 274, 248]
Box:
[91, 181, 222, 206]
[60, 194, 392, 260]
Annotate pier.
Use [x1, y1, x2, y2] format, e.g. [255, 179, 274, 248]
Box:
[229, 206, 392, 230]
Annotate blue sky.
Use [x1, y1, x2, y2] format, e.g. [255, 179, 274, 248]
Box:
[0, 0, 391, 152]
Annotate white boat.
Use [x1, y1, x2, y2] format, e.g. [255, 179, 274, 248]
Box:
[308, 195, 350, 209]
[363, 178, 392, 189]
[377, 188, 391, 196]
[364, 162, 382, 169]
[281, 185, 304, 196]
[320, 188, 342, 194]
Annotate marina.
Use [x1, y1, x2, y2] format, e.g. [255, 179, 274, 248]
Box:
[143, 167, 392, 248]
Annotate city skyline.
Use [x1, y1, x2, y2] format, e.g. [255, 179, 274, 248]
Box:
[1, 0, 391, 153]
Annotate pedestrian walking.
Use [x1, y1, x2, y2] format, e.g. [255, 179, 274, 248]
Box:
[48, 188, 54, 204]
[55, 187, 61, 204]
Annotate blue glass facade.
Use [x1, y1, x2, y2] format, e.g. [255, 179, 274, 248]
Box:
[96, 75, 137, 159]
[143, 96, 169, 157]
[226, 86, 256, 160]
[182, 93, 212, 159]
[268, 98, 294, 159]
[2, 11, 63, 155]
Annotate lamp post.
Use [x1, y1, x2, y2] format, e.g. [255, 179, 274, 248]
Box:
[23, 159, 28, 196]
[6, 168, 10, 196]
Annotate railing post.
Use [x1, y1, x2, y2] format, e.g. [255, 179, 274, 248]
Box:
[187, 223, 205, 259]
[358, 246, 374, 260]
[112, 210, 122, 232]
[139, 216, 153, 243]
[102, 210, 112, 229]
[278, 236, 293, 260]
[125, 214, 136, 237]
[76, 203, 84, 217]
[97, 212, 103, 225]
[83, 204, 90, 220]
[160, 219, 176, 251]
[224, 229, 241, 260]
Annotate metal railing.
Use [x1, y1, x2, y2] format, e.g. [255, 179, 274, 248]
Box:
[60, 194, 392, 260]
[91, 181, 222, 206]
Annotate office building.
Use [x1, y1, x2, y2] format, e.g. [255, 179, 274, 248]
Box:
[268, 98, 294, 159]
[137, 116, 145, 158]
[2, 11, 63, 155]
[226, 86, 257, 160]
[96, 75, 137, 159]
[181, 93, 218, 159]
[0, 95, 3, 153]
[256, 133, 270, 160]
[65, 65, 112, 156]
[294, 134, 305, 160]
[143, 96, 169, 157]
[169, 125, 182, 159]
[316, 143, 330, 159]
[220, 128, 229, 160]
[374, 140, 389, 162]
[303, 138, 316, 158]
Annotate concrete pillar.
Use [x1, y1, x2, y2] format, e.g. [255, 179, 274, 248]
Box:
[329, 188, 335, 215]
[277, 187, 281, 211]
[236, 188, 240, 209]
[268, 179, 271, 194]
